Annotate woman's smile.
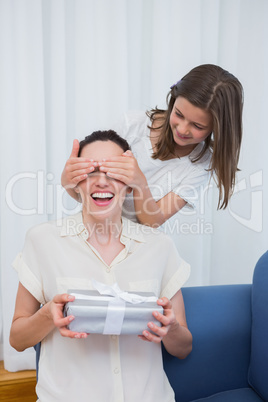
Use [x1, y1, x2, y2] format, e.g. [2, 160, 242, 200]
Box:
[91, 191, 115, 207]
[76, 140, 129, 222]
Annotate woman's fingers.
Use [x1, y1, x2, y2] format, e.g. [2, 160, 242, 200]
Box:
[51, 294, 88, 339]
[138, 297, 176, 344]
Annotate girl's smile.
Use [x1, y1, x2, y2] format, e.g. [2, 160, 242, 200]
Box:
[175, 131, 192, 140]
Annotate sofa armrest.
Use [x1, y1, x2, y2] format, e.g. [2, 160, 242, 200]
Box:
[163, 284, 252, 402]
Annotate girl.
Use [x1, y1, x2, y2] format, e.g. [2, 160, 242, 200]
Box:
[61, 64, 243, 227]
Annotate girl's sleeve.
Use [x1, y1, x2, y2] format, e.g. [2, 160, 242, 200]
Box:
[172, 165, 211, 210]
[111, 110, 147, 145]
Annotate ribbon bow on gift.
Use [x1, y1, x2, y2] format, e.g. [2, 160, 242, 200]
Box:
[91, 279, 158, 304]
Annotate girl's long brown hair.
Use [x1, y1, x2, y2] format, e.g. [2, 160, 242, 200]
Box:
[147, 64, 243, 209]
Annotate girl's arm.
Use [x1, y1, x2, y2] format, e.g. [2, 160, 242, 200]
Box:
[61, 144, 187, 226]
[133, 184, 186, 227]
[10, 283, 87, 352]
[98, 151, 187, 226]
[139, 290, 192, 359]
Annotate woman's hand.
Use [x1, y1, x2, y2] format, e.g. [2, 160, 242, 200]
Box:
[61, 139, 96, 190]
[98, 150, 147, 190]
[50, 293, 88, 339]
[138, 297, 176, 343]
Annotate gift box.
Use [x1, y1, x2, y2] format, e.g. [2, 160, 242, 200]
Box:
[64, 280, 163, 335]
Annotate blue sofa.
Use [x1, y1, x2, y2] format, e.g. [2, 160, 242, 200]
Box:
[163, 251, 268, 401]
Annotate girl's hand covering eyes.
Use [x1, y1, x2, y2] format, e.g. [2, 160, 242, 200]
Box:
[98, 151, 147, 190]
[61, 139, 96, 190]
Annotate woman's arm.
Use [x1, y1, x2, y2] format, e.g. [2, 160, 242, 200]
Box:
[10, 283, 55, 351]
[161, 290, 192, 358]
[10, 283, 87, 352]
[139, 290, 192, 359]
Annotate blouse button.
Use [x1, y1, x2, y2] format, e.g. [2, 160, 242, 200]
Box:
[106, 267, 111, 273]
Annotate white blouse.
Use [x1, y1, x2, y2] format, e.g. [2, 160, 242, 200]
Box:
[13, 212, 190, 402]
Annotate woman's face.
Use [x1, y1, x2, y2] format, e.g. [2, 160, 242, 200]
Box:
[77, 140, 129, 221]
[169, 96, 213, 155]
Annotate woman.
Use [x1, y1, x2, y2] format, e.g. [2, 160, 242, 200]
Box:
[10, 130, 192, 402]
[61, 64, 243, 227]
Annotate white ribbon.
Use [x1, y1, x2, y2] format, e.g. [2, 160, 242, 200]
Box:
[92, 279, 158, 303]
[70, 280, 158, 304]
[70, 280, 158, 335]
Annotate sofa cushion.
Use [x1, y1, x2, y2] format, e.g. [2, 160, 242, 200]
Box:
[248, 251, 268, 401]
[191, 387, 263, 401]
[163, 285, 251, 402]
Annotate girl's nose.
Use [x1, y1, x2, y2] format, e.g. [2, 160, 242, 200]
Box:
[178, 121, 190, 135]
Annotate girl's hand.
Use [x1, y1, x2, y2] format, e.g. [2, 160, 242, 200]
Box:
[61, 139, 97, 190]
[98, 150, 147, 190]
[138, 297, 176, 343]
[50, 293, 88, 339]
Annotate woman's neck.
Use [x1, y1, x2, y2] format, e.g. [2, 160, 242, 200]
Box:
[82, 211, 122, 239]
[82, 212, 124, 265]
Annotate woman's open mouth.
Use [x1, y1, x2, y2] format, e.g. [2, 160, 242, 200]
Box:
[91, 192, 114, 206]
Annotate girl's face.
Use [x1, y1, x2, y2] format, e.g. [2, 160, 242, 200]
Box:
[169, 96, 213, 155]
[76, 141, 129, 222]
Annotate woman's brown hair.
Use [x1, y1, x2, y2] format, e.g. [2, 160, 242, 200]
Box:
[78, 130, 130, 156]
[147, 64, 243, 209]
